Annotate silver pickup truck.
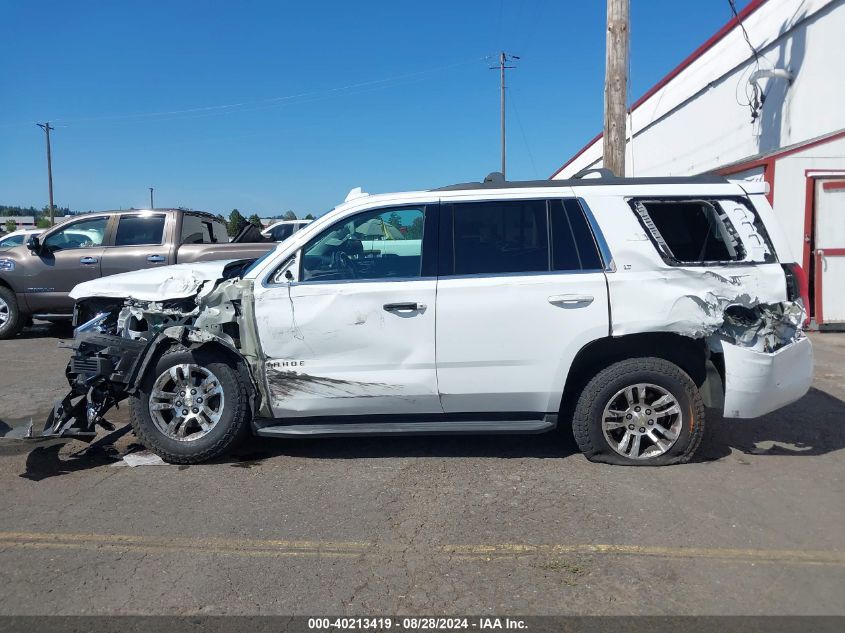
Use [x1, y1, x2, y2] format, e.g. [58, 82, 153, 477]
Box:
[0, 209, 274, 338]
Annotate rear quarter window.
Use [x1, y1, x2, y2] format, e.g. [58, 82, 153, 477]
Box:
[629, 197, 776, 265]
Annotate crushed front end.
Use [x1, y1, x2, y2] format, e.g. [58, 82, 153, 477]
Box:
[36, 298, 198, 440]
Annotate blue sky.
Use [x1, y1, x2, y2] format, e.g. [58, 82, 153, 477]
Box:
[0, 1, 750, 217]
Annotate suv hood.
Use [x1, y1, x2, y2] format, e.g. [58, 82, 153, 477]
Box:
[70, 260, 232, 301]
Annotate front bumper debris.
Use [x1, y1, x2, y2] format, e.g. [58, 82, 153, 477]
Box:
[29, 331, 150, 441]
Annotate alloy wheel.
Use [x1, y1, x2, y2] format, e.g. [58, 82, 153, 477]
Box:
[601, 383, 683, 460]
[149, 363, 225, 442]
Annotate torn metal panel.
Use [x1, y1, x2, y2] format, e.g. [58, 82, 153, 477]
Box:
[70, 261, 232, 301]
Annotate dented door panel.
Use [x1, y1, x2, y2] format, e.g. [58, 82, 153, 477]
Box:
[254, 279, 441, 417]
[719, 337, 813, 418]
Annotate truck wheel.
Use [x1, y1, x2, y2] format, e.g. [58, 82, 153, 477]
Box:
[572, 357, 704, 466]
[0, 286, 24, 339]
[129, 347, 251, 464]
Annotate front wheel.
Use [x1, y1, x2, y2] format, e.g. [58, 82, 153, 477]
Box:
[572, 357, 705, 466]
[0, 286, 24, 339]
[129, 347, 251, 463]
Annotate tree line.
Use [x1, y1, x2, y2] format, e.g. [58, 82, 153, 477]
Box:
[221, 209, 315, 237]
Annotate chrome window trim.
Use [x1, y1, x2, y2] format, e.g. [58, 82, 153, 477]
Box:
[577, 197, 616, 272]
[265, 275, 436, 289]
[438, 269, 606, 282]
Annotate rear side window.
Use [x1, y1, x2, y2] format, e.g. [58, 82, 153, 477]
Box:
[114, 214, 166, 246]
[550, 199, 603, 271]
[181, 214, 226, 244]
[630, 198, 775, 265]
[452, 200, 548, 275]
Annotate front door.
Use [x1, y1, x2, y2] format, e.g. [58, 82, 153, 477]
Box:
[814, 179, 845, 325]
[23, 215, 110, 314]
[252, 204, 441, 417]
[435, 198, 610, 414]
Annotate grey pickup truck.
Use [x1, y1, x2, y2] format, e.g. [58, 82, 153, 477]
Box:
[0, 209, 274, 338]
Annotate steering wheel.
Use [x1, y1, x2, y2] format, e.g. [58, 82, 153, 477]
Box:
[332, 250, 358, 278]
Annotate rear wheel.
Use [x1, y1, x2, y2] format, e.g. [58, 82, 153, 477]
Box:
[572, 357, 704, 466]
[129, 347, 251, 463]
[0, 286, 23, 339]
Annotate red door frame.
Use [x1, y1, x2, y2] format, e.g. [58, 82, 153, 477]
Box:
[804, 169, 845, 325]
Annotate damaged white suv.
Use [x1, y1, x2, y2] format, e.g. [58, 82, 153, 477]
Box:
[42, 173, 813, 466]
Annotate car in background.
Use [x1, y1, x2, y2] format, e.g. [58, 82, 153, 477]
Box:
[0, 209, 276, 338]
[261, 219, 311, 242]
[0, 229, 42, 250]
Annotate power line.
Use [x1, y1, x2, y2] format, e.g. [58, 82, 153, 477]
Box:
[30, 57, 485, 127]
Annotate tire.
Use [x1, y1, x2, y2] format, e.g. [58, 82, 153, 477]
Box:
[129, 347, 251, 464]
[0, 286, 24, 339]
[572, 357, 705, 466]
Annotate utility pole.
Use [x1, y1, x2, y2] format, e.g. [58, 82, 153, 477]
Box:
[602, 0, 629, 177]
[36, 122, 56, 226]
[491, 52, 519, 179]
[149, 187, 154, 209]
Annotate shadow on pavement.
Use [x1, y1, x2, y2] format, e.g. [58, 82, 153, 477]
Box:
[11, 387, 844, 474]
[696, 387, 845, 461]
[18, 425, 134, 481]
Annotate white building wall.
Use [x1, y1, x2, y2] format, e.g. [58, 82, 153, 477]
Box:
[554, 0, 845, 179]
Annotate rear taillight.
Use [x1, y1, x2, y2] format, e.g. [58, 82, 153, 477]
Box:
[783, 263, 810, 326]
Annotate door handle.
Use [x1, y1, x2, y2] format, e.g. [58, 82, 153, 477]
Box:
[548, 294, 594, 306]
[383, 302, 425, 312]
[147, 255, 166, 263]
[79, 256, 98, 265]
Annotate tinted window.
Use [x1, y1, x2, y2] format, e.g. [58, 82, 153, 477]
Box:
[181, 214, 225, 244]
[452, 200, 548, 275]
[0, 235, 24, 248]
[550, 199, 603, 271]
[301, 207, 424, 282]
[114, 214, 166, 246]
[44, 217, 108, 251]
[269, 224, 294, 242]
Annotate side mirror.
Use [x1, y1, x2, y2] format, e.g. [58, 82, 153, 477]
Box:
[284, 269, 294, 282]
[26, 235, 42, 253]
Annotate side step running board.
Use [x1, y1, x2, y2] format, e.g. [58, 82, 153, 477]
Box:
[255, 416, 557, 438]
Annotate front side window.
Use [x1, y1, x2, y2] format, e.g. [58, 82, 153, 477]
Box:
[452, 200, 548, 275]
[0, 235, 24, 248]
[114, 214, 166, 246]
[43, 217, 108, 251]
[301, 207, 425, 282]
[181, 214, 224, 244]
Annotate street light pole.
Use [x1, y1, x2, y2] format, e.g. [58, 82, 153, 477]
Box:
[490, 52, 519, 179]
[36, 122, 56, 226]
[149, 187, 154, 209]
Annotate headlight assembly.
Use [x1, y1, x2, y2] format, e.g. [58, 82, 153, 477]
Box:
[0, 259, 15, 271]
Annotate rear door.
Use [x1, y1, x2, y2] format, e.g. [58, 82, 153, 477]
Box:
[100, 212, 172, 277]
[252, 203, 441, 417]
[435, 197, 610, 414]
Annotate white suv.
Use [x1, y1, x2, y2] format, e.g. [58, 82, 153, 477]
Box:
[50, 173, 813, 466]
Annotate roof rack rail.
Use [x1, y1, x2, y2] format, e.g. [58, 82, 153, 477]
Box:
[572, 167, 616, 179]
[432, 172, 730, 191]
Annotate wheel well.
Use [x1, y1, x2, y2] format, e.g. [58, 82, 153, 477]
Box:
[559, 332, 708, 417]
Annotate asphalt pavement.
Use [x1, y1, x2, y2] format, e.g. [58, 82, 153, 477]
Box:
[0, 324, 843, 615]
